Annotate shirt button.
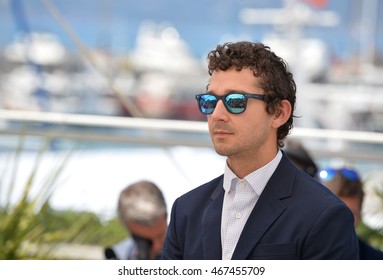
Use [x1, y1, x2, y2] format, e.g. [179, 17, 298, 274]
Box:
[235, 212, 241, 219]
[238, 182, 245, 189]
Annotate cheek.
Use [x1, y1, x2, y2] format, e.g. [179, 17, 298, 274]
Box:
[239, 114, 266, 133]
[207, 117, 213, 129]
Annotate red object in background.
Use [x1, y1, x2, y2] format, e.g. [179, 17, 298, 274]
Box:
[302, 0, 328, 9]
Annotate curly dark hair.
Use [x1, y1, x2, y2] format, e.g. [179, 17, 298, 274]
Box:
[207, 41, 296, 148]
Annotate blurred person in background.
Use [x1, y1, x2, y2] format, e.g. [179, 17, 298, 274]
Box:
[318, 167, 383, 260]
[284, 139, 318, 179]
[104, 180, 167, 260]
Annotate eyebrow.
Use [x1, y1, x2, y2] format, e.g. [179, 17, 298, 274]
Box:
[205, 89, 251, 94]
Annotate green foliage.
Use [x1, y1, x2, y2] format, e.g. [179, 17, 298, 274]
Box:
[358, 174, 383, 251]
[35, 204, 127, 247]
[0, 136, 125, 259]
[357, 222, 383, 251]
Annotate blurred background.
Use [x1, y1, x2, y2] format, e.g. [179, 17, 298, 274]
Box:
[0, 0, 383, 259]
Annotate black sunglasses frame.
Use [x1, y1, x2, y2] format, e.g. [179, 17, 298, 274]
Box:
[195, 92, 265, 115]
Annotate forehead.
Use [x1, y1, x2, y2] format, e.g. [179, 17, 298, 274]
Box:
[208, 68, 261, 92]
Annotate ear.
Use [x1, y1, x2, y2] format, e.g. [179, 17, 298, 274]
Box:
[272, 99, 292, 128]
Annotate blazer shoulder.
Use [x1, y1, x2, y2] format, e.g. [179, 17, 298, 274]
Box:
[173, 175, 224, 213]
[275, 154, 345, 208]
[179, 174, 223, 199]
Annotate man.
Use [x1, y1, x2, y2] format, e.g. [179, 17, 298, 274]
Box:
[162, 41, 359, 259]
[318, 167, 383, 259]
[105, 180, 167, 260]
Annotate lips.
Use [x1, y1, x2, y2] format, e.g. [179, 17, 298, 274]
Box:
[214, 129, 232, 135]
[212, 124, 234, 136]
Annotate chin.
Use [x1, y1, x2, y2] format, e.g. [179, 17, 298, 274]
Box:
[214, 146, 230, 157]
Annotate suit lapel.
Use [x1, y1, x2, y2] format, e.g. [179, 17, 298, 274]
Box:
[232, 154, 295, 259]
[201, 177, 224, 259]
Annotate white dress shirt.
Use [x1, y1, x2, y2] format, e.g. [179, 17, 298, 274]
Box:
[221, 150, 282, 260]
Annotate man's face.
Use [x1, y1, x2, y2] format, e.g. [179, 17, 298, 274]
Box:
[127, 215, 167, 259]
[206, 68, 276, 161]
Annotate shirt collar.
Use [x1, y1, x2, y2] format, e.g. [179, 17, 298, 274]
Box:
[223, 149, 283, 196]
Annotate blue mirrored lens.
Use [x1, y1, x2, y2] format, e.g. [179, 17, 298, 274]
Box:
[197, 93, 248, 114]
[199, 95, 217, 114]
[226, 94, 246, 113]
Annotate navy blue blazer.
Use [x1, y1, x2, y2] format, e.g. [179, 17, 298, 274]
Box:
[162, 153, 359, 259]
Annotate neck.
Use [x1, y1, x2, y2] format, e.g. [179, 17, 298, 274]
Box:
[227, 147, 279, 179]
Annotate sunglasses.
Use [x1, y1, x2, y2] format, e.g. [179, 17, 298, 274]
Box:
[318, 167, 360, 182]
[195, 92, 265, 115]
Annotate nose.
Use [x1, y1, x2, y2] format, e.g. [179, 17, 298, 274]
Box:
[210, 100, 229, 121]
